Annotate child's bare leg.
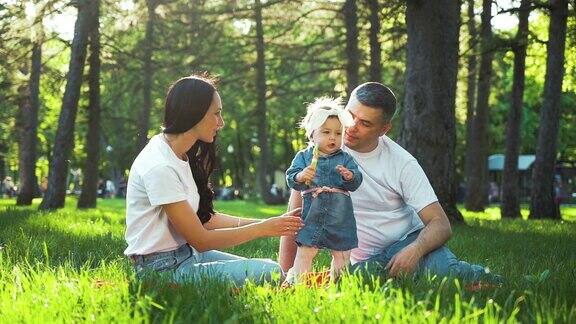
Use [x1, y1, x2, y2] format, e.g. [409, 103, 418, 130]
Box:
[285, 246, 318, 284]
[330, 250, 351, 282]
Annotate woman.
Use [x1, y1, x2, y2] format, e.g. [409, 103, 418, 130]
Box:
[124, 75, 303, 286]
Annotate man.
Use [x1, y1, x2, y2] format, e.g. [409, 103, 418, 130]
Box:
[2, 176, 15, 198]
[279, 82, 500, 283]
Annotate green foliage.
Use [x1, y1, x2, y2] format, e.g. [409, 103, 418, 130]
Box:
[0, 1, 575, 198]
[0, 3, 25, 178]
[0, 198, 575, 322]
[454, 8, 576, 181]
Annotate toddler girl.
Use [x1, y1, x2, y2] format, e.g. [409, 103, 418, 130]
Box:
[284, 97, 363, 285]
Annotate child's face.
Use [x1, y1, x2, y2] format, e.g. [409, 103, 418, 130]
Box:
[312, 117, 343, 154]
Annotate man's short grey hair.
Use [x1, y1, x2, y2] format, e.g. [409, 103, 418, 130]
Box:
[352, 82, 397, 122]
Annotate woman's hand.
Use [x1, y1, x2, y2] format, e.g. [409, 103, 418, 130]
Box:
[258, 208, 304, 237]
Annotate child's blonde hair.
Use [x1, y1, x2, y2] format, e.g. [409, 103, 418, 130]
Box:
[300, 97, 354, 139]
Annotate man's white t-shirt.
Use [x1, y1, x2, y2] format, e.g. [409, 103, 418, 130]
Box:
[124, 134, 200, 256]
[344, 136, 438, 264]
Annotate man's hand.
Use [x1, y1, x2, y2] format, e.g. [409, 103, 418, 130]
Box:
[385, 243, 424, 277]
[335, 165, 353, 181]
[385, 203, 452, 277]
[296, 166, 316, 184]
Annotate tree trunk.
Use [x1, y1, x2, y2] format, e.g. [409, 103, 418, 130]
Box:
[529, 0, 568, 220]
[0, 151, 5, 182]
[501, 0, 530, 219]
[464, 0, 493, 211]
[366, 0, 381, 82]
[400, 0, 463, 223]
[78, 0, 100, 209]
[282, 123, 294, 176]
[343, 0, 359, 98]
[233, 121, 245, 189]
[463, 0, 477, 194]
[189, 0, 201, 40]
[254, 0, 275, 204]
[16, 37, 41, 206]
[137, 0, 156, 151]
[39, 0, 90, 210]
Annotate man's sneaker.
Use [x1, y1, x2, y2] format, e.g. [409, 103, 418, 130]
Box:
[464, 274, 504, 292]
[464, 281, 502, 292]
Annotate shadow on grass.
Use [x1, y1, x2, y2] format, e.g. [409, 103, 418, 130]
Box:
[0, 206, 53, 251]
[131, 272, 276, 323]
[0, 209, 126, 270]
[2, 201, 574, 322]
[448, 221, 576, 302]
[0, 205, 38, 225]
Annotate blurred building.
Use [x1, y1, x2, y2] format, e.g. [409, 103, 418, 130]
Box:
[488, 154, 576, 203]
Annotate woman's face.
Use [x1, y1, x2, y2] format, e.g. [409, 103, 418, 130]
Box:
[191, 91, 225, 143]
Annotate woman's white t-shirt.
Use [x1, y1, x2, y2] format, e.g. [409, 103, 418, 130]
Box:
[124, 134, 200, 256]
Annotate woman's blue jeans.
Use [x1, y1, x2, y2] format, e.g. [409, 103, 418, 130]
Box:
[131, 244, 282, 286]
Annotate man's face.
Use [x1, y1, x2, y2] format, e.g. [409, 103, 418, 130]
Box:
[344, 96, 391, 153]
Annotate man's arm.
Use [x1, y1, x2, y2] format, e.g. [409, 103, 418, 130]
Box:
[386, 202, 452, 276]
[278, 189, 302, 272]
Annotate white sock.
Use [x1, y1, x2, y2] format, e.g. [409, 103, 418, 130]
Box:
[284, 268, 297, 285]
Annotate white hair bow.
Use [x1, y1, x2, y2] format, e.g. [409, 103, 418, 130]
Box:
[301, 98, 355, 138]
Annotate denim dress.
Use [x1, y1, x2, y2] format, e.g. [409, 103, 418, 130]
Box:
[286, 147, 363, 251]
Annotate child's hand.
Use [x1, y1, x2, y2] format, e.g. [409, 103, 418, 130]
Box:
[296, 166, 316, 184]
[336, 165, 353, 181]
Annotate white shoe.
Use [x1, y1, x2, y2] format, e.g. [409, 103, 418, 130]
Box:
[282, 268, 297, 286]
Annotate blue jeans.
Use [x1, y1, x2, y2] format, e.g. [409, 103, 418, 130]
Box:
[350, 230, 501, 283]
[131, 244, 281, 286]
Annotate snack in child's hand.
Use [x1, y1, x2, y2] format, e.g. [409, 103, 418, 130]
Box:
[305, 145, 319, 186]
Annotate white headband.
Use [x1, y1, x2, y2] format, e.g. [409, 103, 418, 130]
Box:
[301, 98, 354, 138]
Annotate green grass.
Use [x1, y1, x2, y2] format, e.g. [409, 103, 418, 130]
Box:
[0, 198, 575, 323]
[460, 203, 576, 222]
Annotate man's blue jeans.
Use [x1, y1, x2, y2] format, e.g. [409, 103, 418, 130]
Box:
[350, 230, 500, 283]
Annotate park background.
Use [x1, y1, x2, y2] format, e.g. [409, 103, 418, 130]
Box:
[0, 0, 575, 322]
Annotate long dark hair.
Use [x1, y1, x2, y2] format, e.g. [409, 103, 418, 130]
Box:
[163, 75, 218, 224]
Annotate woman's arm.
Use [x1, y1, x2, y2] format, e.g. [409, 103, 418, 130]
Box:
[165, 200, 302, 252]
[203, 212, 259, 230]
